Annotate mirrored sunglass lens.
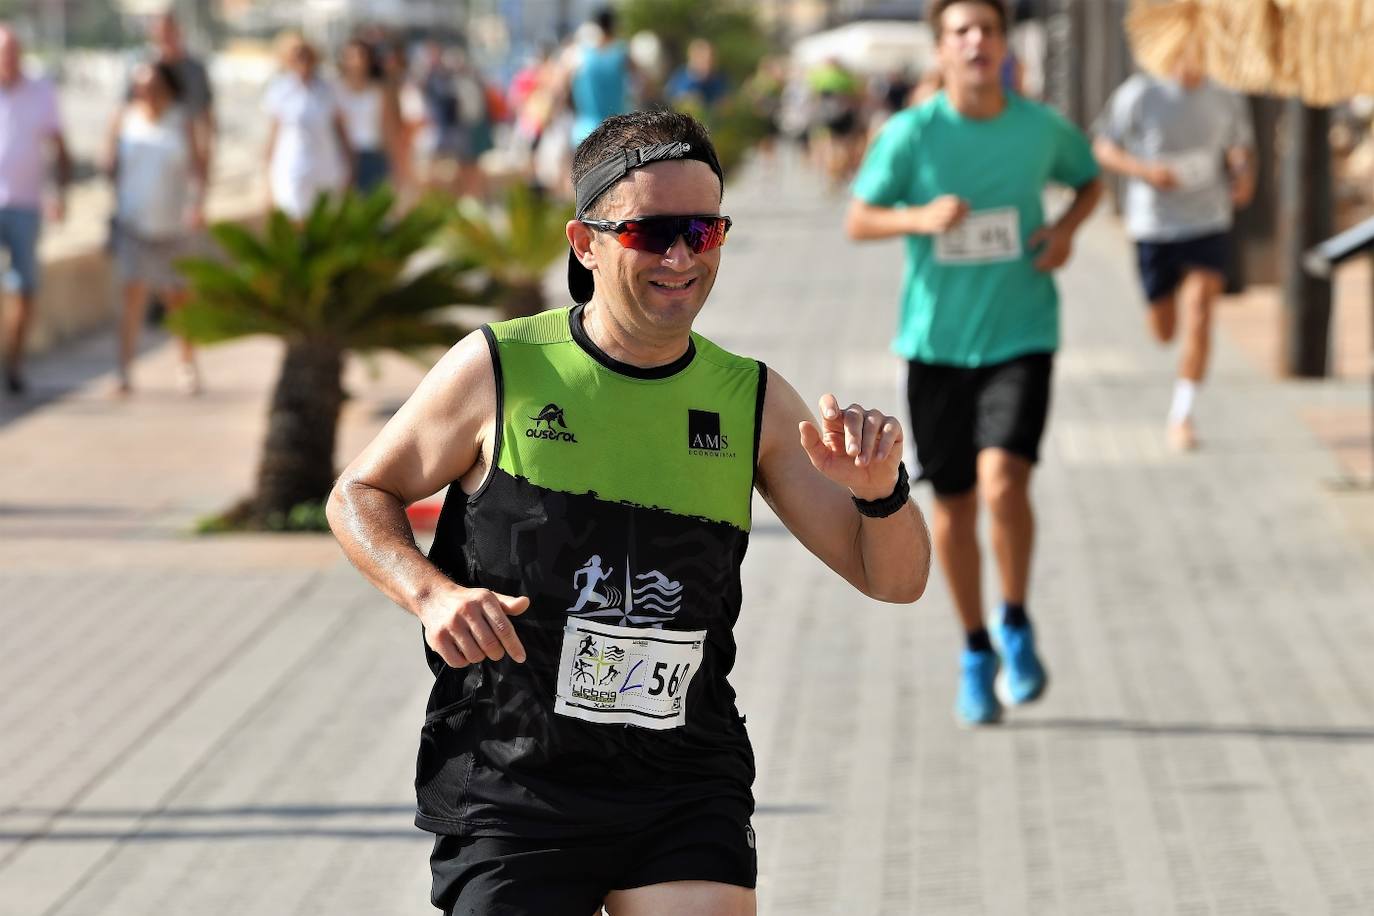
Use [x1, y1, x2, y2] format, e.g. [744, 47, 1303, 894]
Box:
[686, 218, 727, 252]
[618, 224, 675, 252]
[616, 218, 727, 253]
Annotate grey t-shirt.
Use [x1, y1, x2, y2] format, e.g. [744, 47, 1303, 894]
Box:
[125, 55, 214, 122]
[167, 57, 213, 121]
[1096, 74, 1253, 242]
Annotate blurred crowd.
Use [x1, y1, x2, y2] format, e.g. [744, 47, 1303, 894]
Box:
[2, 3, 1372, 403]
[0, 5, 1030, 398]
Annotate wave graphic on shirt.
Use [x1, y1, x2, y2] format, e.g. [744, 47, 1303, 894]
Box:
[571, 562, 682, 626]
[629, 572, 682, 619]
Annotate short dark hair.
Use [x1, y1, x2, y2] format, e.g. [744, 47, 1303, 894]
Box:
[571, 109, 723, 217]
[928, 0, 1008, 36]
[594, 7, 616, 35]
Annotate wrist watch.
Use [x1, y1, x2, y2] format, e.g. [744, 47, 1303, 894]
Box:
[852, 462, 910, 519]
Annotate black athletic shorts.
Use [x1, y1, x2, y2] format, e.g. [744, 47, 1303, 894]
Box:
[428, 808, 757, 915]
[1135, 231, 1230, 302]
[905, 352, 1053, 496]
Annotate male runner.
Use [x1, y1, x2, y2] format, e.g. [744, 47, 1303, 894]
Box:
[845, 0, 1101, 726]
[1094, 42, 1255, 450]
[329, 109, 930, 914]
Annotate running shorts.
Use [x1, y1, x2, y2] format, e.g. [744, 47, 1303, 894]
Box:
[428, 806, 757, 915]
[1135, 231, 1230, 303]
[905, 351, 1053, 496]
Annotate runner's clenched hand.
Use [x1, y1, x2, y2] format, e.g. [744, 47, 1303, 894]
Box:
[1029, 223, 1073, 272]
[420, 583, 530, 668]
[914, 195, 970, 234]
[1143, 162, 1178, 191]
[799, 394, 905, 502]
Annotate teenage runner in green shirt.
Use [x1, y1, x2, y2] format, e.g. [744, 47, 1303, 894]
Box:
[847, 0, 1102, 726]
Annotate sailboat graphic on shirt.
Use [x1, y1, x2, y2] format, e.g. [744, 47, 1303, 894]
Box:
[567, 555, 683, 626]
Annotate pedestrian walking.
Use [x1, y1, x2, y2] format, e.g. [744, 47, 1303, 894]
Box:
[328, 108, 930, 913]
[569, 7, 635, 147]
[335, 38, 398, 193]
[1093, 41, 1255, 451]
[665, 39, 729, 112]
[807, 58, 864, 189]
[140, 12, 215, 180]
[416, 42, 492, 198]
[0, 25, 70, 396]
[742, 57, 786, 163]
[263, 33, 351, 220]
[105, 62, 207, 395]
[845, 0, 1102, 726]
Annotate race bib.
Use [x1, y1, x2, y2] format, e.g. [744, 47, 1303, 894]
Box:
[935, 207, 1022, 264]
[1162, 149, 1221, 191]
[555, 617, 705, 730]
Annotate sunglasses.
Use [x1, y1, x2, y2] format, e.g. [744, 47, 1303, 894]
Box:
[580, 215, 732, 255]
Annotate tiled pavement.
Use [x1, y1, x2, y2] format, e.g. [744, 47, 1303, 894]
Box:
[3, 155, 1373, 915]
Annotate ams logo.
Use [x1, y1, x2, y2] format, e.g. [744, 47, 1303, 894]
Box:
[688, 409, 736, 458]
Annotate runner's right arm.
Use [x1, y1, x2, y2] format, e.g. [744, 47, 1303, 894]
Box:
[1091, 136, 1176, 190]
[845, 195, 968, 240]
[328, 330, 531, 667]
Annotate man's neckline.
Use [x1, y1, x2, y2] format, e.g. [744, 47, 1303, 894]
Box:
[569, 303, 696, 380]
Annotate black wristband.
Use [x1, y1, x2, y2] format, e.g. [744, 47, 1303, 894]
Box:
[852, 462, 910, 518]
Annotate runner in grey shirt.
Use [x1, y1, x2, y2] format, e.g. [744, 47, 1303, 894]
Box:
[1094, 46, 1254, 451]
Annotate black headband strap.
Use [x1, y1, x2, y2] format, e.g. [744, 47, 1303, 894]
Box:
[574, 140, 723, 219]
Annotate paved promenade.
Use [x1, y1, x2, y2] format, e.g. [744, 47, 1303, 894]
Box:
[3, 157, 1374, 915]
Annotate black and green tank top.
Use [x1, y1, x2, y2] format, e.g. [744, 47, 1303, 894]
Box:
[416, 304, 766, 838]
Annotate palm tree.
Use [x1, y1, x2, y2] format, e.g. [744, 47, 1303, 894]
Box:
[171, 188, 482, 529]
[442, 183, 575, 320]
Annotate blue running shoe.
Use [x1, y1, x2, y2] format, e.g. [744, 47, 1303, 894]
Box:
[991, 616, 1048, 706]
[956, 649, 1002, 726]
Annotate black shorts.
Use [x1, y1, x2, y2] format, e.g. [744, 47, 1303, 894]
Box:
[428, 808, 757, 915]
[1135, 231, 1230, 302]
[906, 352, 1053, 496]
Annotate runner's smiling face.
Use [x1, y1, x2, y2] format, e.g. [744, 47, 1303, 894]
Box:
[582, 159, 724, 335]
[937, 2, 1007, 92]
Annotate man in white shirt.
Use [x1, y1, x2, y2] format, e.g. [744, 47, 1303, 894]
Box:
[1094, 42, 1255, 450]
[0, 25, 71, 395]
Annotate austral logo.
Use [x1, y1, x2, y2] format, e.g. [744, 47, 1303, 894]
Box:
[527, 403, 578, 443]
[688, 409, 736, 458]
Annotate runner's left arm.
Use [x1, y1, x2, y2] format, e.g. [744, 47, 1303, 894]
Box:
[755, 368, 930, 603]
[1028, 176, 1102, 271]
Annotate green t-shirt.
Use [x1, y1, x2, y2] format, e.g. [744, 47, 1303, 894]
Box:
[852, 92, 1099, 367]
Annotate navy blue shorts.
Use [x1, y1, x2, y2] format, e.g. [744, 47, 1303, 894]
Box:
[1135, 231, 1230, 303]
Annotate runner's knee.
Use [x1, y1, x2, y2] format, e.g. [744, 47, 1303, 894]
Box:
[1148, 298, 1176, 341]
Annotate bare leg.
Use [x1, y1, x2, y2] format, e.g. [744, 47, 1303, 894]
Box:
[977, 448, 1034, 607]
[2, 292, 35, 385]
[163, 288, 201, 393]
[1147, 294, 1177, 343]
[932, 490, 983, 634]
[605, 881, 755, 916]
[1178, 269, 1223, 382]
[163, 289, 196, 366]
[1167, 269, 1223, 449]
[118, 280, 148, 392]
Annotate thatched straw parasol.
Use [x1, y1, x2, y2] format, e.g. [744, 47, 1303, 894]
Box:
[1126, 0, 1374, 105]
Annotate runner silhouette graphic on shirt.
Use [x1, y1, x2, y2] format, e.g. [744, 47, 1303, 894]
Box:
[569, 555, 615, 613]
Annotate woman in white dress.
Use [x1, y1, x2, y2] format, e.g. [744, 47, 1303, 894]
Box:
[104, 61, 208, 395]
[263, 33, 352, 219]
